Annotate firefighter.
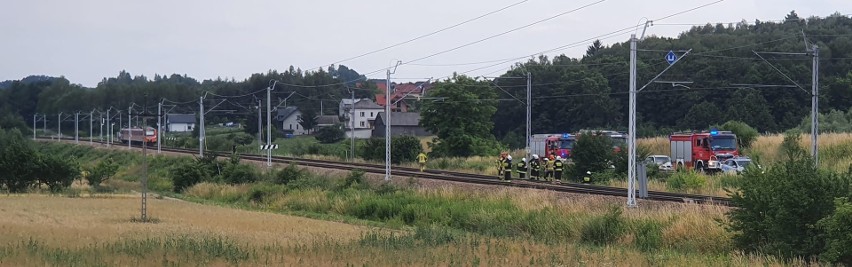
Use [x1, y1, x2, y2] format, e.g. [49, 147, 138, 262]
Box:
[554, 156, 564, 184]
[583, 171, 592, 183]
[496, 152, 507, 179]
[544, 157, 554, 181]
[417, 152, 428, 172]
[516, 157, 527, 179]
[503, 155, 513, 182]
[529, 154, 541, 181]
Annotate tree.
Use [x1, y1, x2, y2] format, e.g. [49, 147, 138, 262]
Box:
[718, 120, 759, 149]
[726, 130, 852, 261]
[298, 109, 318, 133]
[37, 154, 78, 193]
[678, 101, 723, 130]
[818, 198, 852, 265]
[0, 129, 39, 192]
[315, 124, 344, 144]
[359, 135, 422, 164]
[725, 89, 777, 132]
[171, 160, 210, 193]
[421, 75, 500, 157]
[87, 158, 118, 188]
[571, 133, 613, 179]
[585, 39, 604, 57]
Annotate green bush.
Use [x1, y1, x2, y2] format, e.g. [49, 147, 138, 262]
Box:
[221, 163, 258, 184]
[817, 198, 852, 265]
[580, 206, 626, 245]
[37, 154, 79, 193]
[338, 169, 367, 189]
[612, 144, 650, 175]
[718, 120, 759, 149]
[361, 136, 423, 164]
[727, 130, 852, 262]
[0, 129, 40, 192]
[315, 125, 345, 144]
[271, 164, 305, 185]
[572, 133, 614, 179]
[666, 171, 705, 193]
[171, 161, 210, 193]
[87, 158, 118, 189]
[633, 220, 663, 252]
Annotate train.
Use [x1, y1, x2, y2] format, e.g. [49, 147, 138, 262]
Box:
[117, 127, 158, 144]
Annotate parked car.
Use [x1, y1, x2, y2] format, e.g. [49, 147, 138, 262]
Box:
[721, 157, 757, 174]
[645, 155, 673, 172]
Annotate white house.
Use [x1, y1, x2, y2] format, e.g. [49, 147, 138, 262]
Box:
[166, 114, 196, 132]
[276, 106, 307, 135]
[345, 99, 384, 139]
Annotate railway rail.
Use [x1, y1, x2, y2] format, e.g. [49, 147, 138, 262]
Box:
[37, 136, 733, 206]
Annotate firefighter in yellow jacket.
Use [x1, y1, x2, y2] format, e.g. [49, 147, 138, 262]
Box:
[417, 152, 428, 172]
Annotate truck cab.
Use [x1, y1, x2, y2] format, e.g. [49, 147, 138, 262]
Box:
[670, 130, 739, 172]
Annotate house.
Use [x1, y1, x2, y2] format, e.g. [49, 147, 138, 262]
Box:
[275, 106, 307, 135]
[316, 115, 339, 128]
[346, 99, 384, 139]
[372, 112, 431, 137]
[166, 114, 196, 132]
[375, 81, 432, 112]
[339, 98, 366, 118]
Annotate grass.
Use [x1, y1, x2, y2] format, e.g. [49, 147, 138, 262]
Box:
[0, 189, 795, 266]
[8, 141, 805, 266]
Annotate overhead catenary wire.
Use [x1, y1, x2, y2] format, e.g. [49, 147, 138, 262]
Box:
[307, 0, 531, 71]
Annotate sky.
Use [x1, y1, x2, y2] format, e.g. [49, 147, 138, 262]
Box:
[1, 0, 849, 87]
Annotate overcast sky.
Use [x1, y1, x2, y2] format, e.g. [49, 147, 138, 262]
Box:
[1, 0, 849, 87]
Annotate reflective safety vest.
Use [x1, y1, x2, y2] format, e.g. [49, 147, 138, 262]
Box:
[516, 161, 527, 173]
[417, 153, 428, 163]
[530, 160, 540, 171]
[546, 160, 555, 171]
[555, 161, 564, 172]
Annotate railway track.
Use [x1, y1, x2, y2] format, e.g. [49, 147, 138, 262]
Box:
[37, 137, 733, 206]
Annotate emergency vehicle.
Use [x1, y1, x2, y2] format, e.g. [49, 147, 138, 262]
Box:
[670, 130, 739, 172]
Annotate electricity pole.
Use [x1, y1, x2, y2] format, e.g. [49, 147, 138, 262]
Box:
[75, 112, 79, 144]
[811, 45, 820, 166]
[257, 99, 263, 149]
[89, 110, 94, 144]
[128, 107, 132, 150]
[526, 72, 532, 164]
[199, 96, 205, 157]
[350, 90, 356, 162]
[385, 61, 400, 181]
[627, 34, 638, 208]
[33, 114, 37, 140]
[157, 102, 162, 154]
[57, 112, 62, 140]
[267, 82, 274, 168]
[106, 109, 111, 147]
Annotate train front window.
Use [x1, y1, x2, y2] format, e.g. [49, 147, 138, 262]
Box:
[560, 140, 574, 149]
[146, 130, 155, 136]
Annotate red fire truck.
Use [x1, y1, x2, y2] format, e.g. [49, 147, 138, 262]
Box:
[531, 133, 576, 159]
[670, 130, 739, 172]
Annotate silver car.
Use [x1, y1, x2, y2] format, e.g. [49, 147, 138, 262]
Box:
[721, 157, 754, 174]
[646, 155, 673, 172]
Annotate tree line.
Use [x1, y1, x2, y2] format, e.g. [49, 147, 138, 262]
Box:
[1, 11, 850, 157]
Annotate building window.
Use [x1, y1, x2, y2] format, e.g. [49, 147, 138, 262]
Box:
[360, 121, 365, 127]
[360, 112, 365, 117]
[370, 112, 373, 117]
[289, 124, 293, 130]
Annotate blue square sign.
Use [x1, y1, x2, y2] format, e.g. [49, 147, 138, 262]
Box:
[666, 50, 677, 65]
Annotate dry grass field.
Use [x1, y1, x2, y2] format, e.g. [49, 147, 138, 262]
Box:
[0, 189, 798, 266]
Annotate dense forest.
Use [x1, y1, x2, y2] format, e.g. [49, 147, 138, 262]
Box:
[1, 11, 850, 144]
